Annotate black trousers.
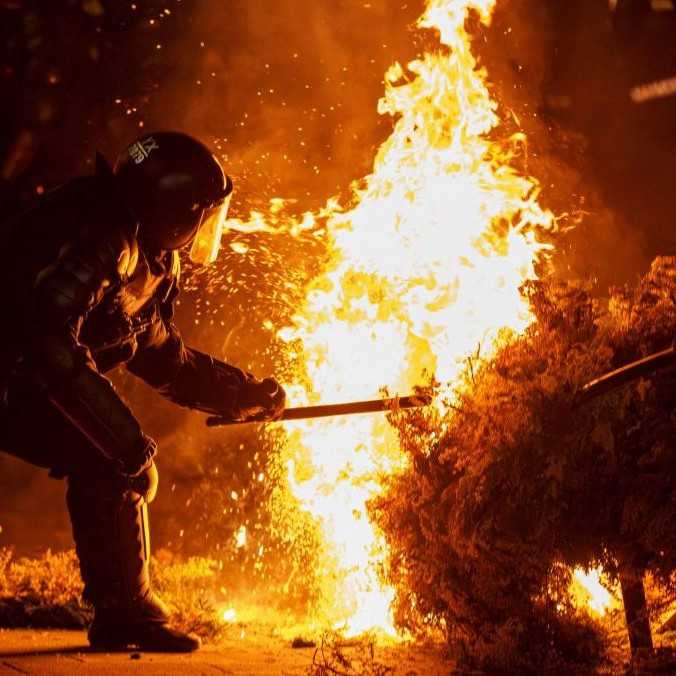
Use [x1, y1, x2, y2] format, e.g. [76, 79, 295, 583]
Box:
[0, 376, 150, 606]
[0, 375, 117, 482]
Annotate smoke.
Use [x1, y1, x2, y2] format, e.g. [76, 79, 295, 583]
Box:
[113, 0, 423, 213]
[477, 0, 671, 289]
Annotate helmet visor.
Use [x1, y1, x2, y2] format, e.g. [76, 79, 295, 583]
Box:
[189, 192, 232, 265]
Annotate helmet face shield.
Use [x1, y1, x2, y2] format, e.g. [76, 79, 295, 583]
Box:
[189, 191, 232, 265]
[113, 131, 234, 257]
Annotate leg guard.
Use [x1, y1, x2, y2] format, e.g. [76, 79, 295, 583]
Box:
[66, 476, 152, 606]
[66, 476, 200, 652]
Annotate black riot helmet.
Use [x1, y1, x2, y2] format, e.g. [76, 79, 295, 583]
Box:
[113, 131, 233, 264]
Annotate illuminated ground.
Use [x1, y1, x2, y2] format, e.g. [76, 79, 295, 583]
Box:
[0, 628, 450, 675]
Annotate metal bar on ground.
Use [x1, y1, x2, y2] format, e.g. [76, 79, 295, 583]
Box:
[206, 394, 432, 427]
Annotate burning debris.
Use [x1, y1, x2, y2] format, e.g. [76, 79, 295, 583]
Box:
[371, 257, 676, 671]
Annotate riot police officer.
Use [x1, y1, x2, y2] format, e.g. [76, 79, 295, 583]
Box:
[0, 131, 286, 652]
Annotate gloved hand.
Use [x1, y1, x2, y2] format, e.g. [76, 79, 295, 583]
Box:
[116, 434, 158, 503]
[125, 459, 159, 504]
[238, 376, 286, 422]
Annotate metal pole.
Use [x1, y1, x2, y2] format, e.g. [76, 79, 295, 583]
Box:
[206, 394, 432, 427]
[207, 341, 673, 426]
[578, 345, 675, 403]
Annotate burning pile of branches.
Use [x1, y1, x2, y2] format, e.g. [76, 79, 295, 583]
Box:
[372, 257, 676, 672]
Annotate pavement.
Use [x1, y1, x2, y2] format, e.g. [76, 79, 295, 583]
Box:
[0, 629, 310, 675]
[0, 629, 450, 675]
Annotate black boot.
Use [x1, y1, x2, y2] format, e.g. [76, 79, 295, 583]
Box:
[88, 589, 200, 653]
[66, 476, 201, 653]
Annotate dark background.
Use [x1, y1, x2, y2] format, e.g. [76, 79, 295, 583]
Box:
[0, 0, 674, 558]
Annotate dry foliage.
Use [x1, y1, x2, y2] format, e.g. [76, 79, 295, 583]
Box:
[152, 549, 225, 641]
[0, 548, 89, 628]
[372, 257, 676, 672]
[308, 632, 394, 676]
[0, 546, 223, 640]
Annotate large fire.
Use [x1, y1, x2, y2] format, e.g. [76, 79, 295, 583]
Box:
[227, 0, 563, 634]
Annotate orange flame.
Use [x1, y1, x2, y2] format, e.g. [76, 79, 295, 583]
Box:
[269, 0, 557, 635]
[229, 0, 558, 634]
[572, 568, 616, 617]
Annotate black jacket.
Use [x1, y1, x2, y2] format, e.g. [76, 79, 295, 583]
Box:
[0, 167, 251, 472]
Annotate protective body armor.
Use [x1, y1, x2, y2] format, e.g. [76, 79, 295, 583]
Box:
[0, 161, 250, 475]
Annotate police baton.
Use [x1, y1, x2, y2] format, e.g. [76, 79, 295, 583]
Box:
[205, 394, 432, 427]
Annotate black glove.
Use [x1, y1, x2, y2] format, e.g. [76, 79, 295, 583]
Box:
[118, 433, 157, 476]
[237, 376, 286, 422]
[123, 459, 159, 504]
[116, 435, 159, 504]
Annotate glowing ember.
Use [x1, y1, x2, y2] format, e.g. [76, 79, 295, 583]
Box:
[572, 568, 614, 616]
[234, 525, 247, 549]
[268, 0, 556, 635]
[222, 607, 238, 623]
